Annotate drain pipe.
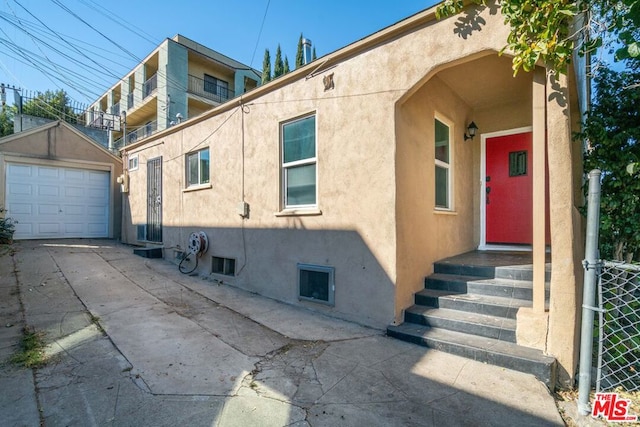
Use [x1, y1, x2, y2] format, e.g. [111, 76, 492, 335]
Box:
[577, 169, 601, 415]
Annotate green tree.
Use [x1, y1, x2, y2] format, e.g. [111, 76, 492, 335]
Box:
[436, 0, 639, 75]
[284, 56, 290, 74]
[312, 47, 317, 61]
[22, 90, 79, 124]
[0, 106, 15, 137]
[262, 49, 272, 84]
[274, 44, 284, 78]
[295, 33, 304, 68]
[579, 66, 640, 261]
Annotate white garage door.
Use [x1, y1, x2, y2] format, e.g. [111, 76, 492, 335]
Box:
[5, 163, 110, 239]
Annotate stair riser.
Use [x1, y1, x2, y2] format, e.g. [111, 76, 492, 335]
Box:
[425, 278, 546, 301]
[433, 297, 521, 319]
[466, 282, 532, 300]
[404, 311, 516, 343]
[495, 267, 551, 282]
[434, 264, 551, 282]
[434, 263, 495, 278]
[424, 277, 469, 293]
[415, 293, 520, 319]
[386, 328, 555, 389]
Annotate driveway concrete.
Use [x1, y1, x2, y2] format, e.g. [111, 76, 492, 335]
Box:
[0, 239, 568, 426]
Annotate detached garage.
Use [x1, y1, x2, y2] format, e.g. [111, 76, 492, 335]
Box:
[0, 121, 122, 240]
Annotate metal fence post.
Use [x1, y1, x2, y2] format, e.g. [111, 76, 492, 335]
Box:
[578, 169, 602, 415]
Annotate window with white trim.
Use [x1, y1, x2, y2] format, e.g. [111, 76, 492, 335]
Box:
[186, 148, 210, 187]
[128, 155, 138, 171]
[435, 118, 451, 209]
[282, 114, 316, 208]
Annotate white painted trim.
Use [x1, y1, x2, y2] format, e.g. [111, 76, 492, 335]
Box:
[434, 112, 455, 211]
[280, 112, 318, 210]
[479, 126, 533, 249]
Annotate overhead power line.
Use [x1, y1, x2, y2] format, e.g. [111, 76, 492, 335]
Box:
[13, 0, 123, 81]
[250, 0, 271, 68]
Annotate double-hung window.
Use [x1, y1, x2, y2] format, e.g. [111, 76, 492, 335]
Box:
[186, 148, 210, 187]
[435, 118, 452, 210]
[282, 114, 316, 208]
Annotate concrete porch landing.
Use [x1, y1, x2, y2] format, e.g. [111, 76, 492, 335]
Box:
[435, 250, 551, 278]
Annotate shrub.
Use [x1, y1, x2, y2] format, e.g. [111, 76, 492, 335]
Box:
[0, 209, 16, 244]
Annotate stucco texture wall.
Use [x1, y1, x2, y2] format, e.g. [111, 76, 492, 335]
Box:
[394, 76, 476, 322]
[121, 4, 542, 329]
[123, 72, 399, 326]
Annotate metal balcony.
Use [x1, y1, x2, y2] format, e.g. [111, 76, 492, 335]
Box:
[113, 120, 158, 149]
[188, 75, 233, 103]
[143, 74, 158, 99]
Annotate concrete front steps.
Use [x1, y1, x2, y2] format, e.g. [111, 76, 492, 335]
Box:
[387, 252, 556, 389]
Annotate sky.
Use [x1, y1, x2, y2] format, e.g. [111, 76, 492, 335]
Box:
[0, 0, 439, 106]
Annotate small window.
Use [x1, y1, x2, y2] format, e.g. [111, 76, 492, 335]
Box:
[212, 256, 236, 276]
[298, 264, 334, 305]
[282, 114, 316, 208]
[128, 155, 139, 171]
[434, 118, 452, 210]
[509, 151, 528, 177]
[186, 148, 210, 187]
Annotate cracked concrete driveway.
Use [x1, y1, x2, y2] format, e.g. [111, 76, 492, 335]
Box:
[0, 240, 565, 426]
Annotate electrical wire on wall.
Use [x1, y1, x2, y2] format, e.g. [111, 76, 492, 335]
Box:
[236, 100, 250, 276]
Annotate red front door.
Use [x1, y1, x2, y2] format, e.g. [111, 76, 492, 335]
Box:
[485, 132, 533, 244]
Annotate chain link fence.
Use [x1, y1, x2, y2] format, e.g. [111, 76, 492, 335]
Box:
[596, 261, 640, 392]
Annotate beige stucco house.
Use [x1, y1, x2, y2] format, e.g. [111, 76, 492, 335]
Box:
[119, 2, 587, 388]
[0, 120, 123, 240]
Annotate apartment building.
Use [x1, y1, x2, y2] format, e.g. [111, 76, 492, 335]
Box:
[85, 35, 260, 150]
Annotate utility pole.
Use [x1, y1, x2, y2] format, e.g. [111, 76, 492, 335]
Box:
[1, 83, 23, 131]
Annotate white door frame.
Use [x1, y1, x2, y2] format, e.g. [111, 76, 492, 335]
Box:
[479, 126, 533, 251]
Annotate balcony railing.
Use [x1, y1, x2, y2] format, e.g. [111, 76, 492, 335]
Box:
[188, 75, 233, 103]
[87, 112, 119, 130]
[113, 120, 158, 149]
[143, 74, 158, 99]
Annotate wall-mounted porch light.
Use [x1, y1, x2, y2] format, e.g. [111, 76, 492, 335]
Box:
[464, 121, 478, 141]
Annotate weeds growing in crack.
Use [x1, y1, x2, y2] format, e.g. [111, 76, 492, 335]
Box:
[89, 314, 105, 334]
[10, 326, 47, 368]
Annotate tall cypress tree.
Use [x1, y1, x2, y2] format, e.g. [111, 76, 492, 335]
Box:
[261, 49, 271, 84]
[283, 56, 290, 74]
[312, 47, 317, 61]
[274, 44, 284, 78]
[295, 33, 304, 68]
